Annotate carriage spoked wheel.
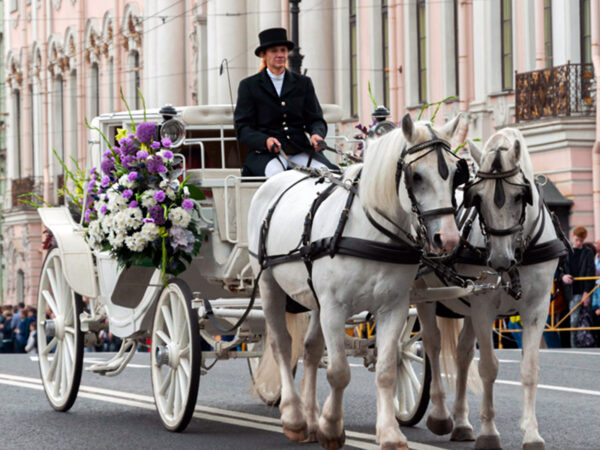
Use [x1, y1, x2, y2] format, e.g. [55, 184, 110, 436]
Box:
[37, 248, 84, 412]
[151, 278, 201, 432]
[394, 313, 431, 426]
[247, 336, 283, 406]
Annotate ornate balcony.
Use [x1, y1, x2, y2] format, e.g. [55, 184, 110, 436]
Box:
[515, 63, 596, 122]
[11, 176, 44, 208]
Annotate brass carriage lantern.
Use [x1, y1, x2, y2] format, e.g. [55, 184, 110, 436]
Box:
[368, 105, 396, 137]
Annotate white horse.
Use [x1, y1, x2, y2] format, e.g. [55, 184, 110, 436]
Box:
[417, 128, 566, 450]
[248, 113, 465, 449]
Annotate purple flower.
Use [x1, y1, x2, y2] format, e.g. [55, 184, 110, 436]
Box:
[169, 226, 195, 253]
[100, 204, 108, 214]
[85, 209, 92, 222]
[129, 200, 139, 208]
[161, 137, 172, 148]
[122, 189, 133, 200]
[162, 150, 174, 159]
[90, 167, 97, 176]
[154, 190, 166, 203]
[148, 205, 166, 225]
[151, 141, 161, 150]
[136, 150, 149, 160]
[100, 158, 115, 175]
[136, 122, 157, 144]
[103, 150, 112, 158]
[143, 218, 155, 223]
[121, 155, 133, 169]
[128, 171, 138, 181]
[101, 176, 111, 188]
[182, 199, 194, 210]
[146, 155, 165, 174]
[87, 181, 95, 193]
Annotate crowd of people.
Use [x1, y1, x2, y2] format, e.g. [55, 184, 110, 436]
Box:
[0, 303, 37, 353]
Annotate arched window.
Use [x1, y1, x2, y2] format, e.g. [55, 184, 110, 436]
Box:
[580, 0, 591, 64]
[29, 84, 35, 177]
[13, 89, 21, 178]
[89, 63, 100, 118]
[52, 75, 65, 167]
[127, 50, 141, 109]
[349, 0, 358, 117]
[500, 0, 513, 91]
[107, 58, 115, 112]
[69, 70, 78, 163]
[417, 0, 427, 103]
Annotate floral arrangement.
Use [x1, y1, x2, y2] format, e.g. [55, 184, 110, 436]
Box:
[84, 93, 203, 281]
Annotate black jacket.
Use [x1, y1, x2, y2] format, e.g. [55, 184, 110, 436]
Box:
[560, 245, 595, 300]
[234, 69, 334, 176]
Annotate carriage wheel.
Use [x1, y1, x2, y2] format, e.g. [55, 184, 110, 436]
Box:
[394, 314, 431, 426]
[247, 336, 283, 406]
[37, 248, 84, 412]
[151, 278, 200, 432]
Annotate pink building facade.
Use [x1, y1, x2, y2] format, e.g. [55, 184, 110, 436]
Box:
[2, 0, 598, 305]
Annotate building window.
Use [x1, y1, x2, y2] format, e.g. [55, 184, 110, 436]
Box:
[417, 0, 427, 103]
[89, 63, 99, 118]
[69, 70, 78, 163]
[580, 0, 591, 64]
[53, 75, 65, 166]
[29, 84, 34, 177]
[13, 90, 21, 178]
[350, 0, 358, 117]
[382, 0, 389, 108]
[127, 50, 141, 110]
[107, 58, 115, 112]
[500, 0, 513, 91]
[453, 0, 459, 96]
[544, 0, 553, 67]
[17, 270, 24, 304]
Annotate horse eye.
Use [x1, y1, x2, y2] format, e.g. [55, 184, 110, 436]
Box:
[412, 173, 423, 184]
[514, 193, 523, 203]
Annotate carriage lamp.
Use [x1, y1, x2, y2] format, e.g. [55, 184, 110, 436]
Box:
[158, 104, 186, 148]
[368, 105, 396, 137]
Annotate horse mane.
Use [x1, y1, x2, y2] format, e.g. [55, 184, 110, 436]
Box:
[359, 127, 408, 219]
[482, 128, 534, 180]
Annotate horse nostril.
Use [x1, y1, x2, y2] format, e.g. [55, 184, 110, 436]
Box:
[509, 259, 517, 268]
[433, 233, 443, 249]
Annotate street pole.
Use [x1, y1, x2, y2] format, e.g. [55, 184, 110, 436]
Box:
[288, 0, 304, 74]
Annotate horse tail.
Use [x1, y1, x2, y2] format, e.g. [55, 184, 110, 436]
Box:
[436, 316, 482, 395]
[251, 312, 310, 399]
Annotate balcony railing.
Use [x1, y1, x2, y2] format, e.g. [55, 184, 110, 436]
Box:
[11, 176, 44, 208]
[515, 62, 596, 122]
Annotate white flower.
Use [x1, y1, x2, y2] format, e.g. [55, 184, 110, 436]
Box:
[119, 174, 134, 189]
[108, 231, 127, 248]
[141, 222, 160, 241]
[168, 207, 191, 228]
[125, 232, 146, 252]
[123, 208, 143, 230]
[141, 190, 157, 208]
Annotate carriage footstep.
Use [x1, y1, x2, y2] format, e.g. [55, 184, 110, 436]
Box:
[475, 434, 503, 450]
[316, 428, 346, 450]
[450, 426, 476, 441]
[283, 424, 308, 442]
[522, 442, 546, 450]
[426, 416, 453, 436]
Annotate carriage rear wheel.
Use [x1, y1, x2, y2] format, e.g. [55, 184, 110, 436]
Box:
[151, 278, 201, 432]
[37, 248, 84, 412]
[394, 314, 431, 426]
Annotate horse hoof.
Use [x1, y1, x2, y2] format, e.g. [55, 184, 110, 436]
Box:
[381, 443, 409, 450]
[317, 428, 346, 450]
[283, 424, 307, 442]
[475, 435, 502, 450]
[523, 443, 546, 450]
[451, 426, 476, 441]
[426, 416, 453, 435]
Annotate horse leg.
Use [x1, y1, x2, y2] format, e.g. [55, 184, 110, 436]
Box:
[471, 310, 502, 450]
[451, 316, 476, 442]
[259, 275, 307, 441]
[301, 310, 324, 443]
[519, 304, 548, 450]
[317, 304, 350, 450]
[375, 307, 410, 450]
[417, 303, 453, 435]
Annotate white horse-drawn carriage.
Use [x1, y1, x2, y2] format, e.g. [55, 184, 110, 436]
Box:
[36, 103, 566, 450]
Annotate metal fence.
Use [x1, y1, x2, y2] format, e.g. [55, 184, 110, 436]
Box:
[515, 62, 596, 122]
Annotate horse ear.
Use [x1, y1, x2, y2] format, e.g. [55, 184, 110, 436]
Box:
[511, 139, 522, 162]
[401, 113, 415, 141]
[440, 113, 462, 139]
[467, 139, 482, 165]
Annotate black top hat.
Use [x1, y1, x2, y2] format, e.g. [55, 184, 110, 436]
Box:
[254, 28, 295, 56]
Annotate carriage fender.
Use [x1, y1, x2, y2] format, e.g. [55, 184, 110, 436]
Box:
[38, 206, 98, 298]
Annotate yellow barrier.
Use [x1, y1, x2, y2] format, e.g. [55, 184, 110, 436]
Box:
[496, 276, 600, 349]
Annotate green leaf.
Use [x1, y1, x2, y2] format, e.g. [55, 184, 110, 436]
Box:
[186, 184, 205, 201]
[120, 87, 136, 132]
[85, 118, 114, 151]
[138, 88, 147, 123]
[367, 81, 378, 110]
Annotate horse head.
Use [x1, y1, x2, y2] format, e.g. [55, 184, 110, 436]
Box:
[361, 113, 468, 253]
[464, 129, 536, 271]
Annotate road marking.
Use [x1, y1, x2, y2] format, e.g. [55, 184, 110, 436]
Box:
[0, 373, 443, 450]
[475, 358, 520, 364]
[502, 349, 600, 356]
[495, 379, 600, 397]
[29, 356, 151, 369]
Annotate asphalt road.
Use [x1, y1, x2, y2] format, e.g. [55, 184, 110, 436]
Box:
[0, 349, 598, 450]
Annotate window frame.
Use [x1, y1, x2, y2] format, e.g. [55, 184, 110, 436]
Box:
[416, 0, 427, 104]
[500, 0, 513, 91]
[349, 0, 358, 117]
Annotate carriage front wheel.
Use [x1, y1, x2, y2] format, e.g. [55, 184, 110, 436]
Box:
[37, 248, 84, 412]
[394, 313, 431, 426]
[151, 278, 201, 432]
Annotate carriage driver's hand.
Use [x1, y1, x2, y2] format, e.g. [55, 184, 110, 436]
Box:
[266, 137, 281, 153]
[562, 274, 573, 285]
[310, 134, 324, 151]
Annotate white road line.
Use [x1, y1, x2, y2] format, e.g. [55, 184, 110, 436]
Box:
[475, 358, 520, 363]
[0, 373, 444, 450]
[495, 380, 600, 396]
[502, 349, 600, 356]
[29, 356, 150, 369]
